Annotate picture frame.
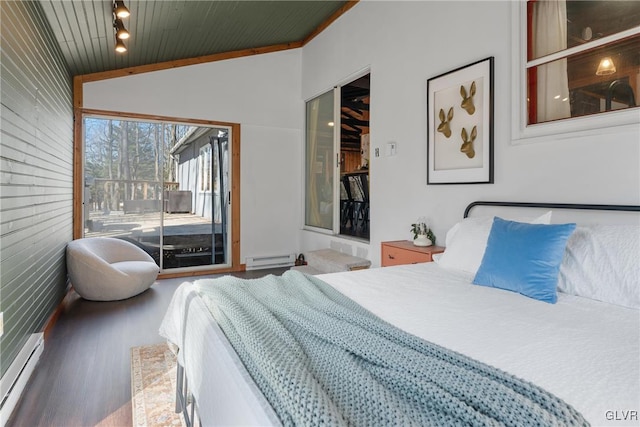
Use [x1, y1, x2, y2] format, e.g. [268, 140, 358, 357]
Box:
[427, 56, 494, 184]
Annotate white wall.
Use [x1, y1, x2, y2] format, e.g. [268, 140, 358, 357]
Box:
[301, 1, 640, 266]
[83, 2, 640, 269]
[83, 49, 303, 263]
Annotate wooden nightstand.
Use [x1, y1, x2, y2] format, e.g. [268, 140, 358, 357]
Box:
[381, 240, 445, 267]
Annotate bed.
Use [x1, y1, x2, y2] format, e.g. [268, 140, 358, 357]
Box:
[159, 202, 640, 426]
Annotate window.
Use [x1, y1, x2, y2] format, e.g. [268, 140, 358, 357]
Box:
[513, 1, 640, 140]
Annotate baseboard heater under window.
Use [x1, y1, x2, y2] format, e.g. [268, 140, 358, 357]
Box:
[0, 333, 44, 426]
[245, 253, 296, 270]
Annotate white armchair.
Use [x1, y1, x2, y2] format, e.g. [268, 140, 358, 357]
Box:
[66, 237, 159, 301]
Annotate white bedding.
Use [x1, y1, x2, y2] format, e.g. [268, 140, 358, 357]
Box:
[160, 263, 640, 426]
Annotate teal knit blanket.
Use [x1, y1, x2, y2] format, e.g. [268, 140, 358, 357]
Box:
[194, 270, 588, 427]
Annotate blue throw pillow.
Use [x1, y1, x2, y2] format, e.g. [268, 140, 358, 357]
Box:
[473, 217, 576, 304]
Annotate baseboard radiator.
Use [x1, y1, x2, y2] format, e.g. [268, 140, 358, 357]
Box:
[245, 253, 295, 270]
[0, 333, 44, 426]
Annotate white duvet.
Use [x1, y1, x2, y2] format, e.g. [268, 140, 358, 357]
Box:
[160, 263, 640, 426]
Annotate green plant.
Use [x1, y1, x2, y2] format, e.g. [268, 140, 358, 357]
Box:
[410, 222, 436, 245]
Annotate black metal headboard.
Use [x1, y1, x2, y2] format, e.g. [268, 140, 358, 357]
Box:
[464, 201, 640, 218]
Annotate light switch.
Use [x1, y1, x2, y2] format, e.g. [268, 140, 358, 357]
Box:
[386, 142, 397, 156]
[374, 148, 380, 157]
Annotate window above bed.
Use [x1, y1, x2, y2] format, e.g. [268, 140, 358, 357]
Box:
[511, 1, 640, 143]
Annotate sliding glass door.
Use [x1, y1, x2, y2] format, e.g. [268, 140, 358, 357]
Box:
[305, 89, 336, 231]
[83, 116, 231, 272]
[305, 73, 371, 240]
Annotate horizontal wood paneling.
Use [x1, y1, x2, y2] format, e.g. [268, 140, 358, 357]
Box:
[0, 0, 73, 378]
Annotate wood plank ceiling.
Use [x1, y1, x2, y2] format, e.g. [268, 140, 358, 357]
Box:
[38, 0, 349, 76]
[341, 74, 369, 150]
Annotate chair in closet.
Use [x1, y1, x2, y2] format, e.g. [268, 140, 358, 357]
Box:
[348, 173, 369, 233]
[356, 173, 370, 232]
[340, 175, 354, 230]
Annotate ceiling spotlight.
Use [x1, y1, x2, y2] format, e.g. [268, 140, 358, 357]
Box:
[115, 38, 127, 53]
[113, 0, 130, 18]
[114, 19, 129, 40]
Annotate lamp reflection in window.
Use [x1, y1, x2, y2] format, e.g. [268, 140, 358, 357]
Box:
[596, 57, 617, 76]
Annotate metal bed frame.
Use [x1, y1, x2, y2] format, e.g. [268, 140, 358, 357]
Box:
[464, 201, 640, 218]
[176, 363, 199, 427]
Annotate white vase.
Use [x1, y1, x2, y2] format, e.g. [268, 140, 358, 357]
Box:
[413, 235, 432, 247]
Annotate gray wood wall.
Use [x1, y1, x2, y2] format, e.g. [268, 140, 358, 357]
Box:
[1, 1, 73, 377]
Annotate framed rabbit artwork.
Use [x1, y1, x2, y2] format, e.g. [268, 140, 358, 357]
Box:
[427, 56, 494, 184]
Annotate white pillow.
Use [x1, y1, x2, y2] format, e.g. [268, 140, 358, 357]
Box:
[436, 211, 552, 275]
[557, 225, 640, 309]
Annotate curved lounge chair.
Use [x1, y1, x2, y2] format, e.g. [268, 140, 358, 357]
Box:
[66, 237, 159, 301]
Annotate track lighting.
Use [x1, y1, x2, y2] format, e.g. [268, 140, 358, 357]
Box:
[112, 1, 130, 53]
[113, 0, 130, 18]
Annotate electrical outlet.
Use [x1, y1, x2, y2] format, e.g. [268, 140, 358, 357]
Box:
[0, 312, 4, 338]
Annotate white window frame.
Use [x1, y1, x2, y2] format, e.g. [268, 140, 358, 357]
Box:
[510, 2, 640, 145]
[199, 143, 211, 192]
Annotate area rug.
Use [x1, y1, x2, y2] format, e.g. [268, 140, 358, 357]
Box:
[130, 343, 186, 427]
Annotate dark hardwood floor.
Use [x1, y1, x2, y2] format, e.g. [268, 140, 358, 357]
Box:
[7, 268, 289, 427]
